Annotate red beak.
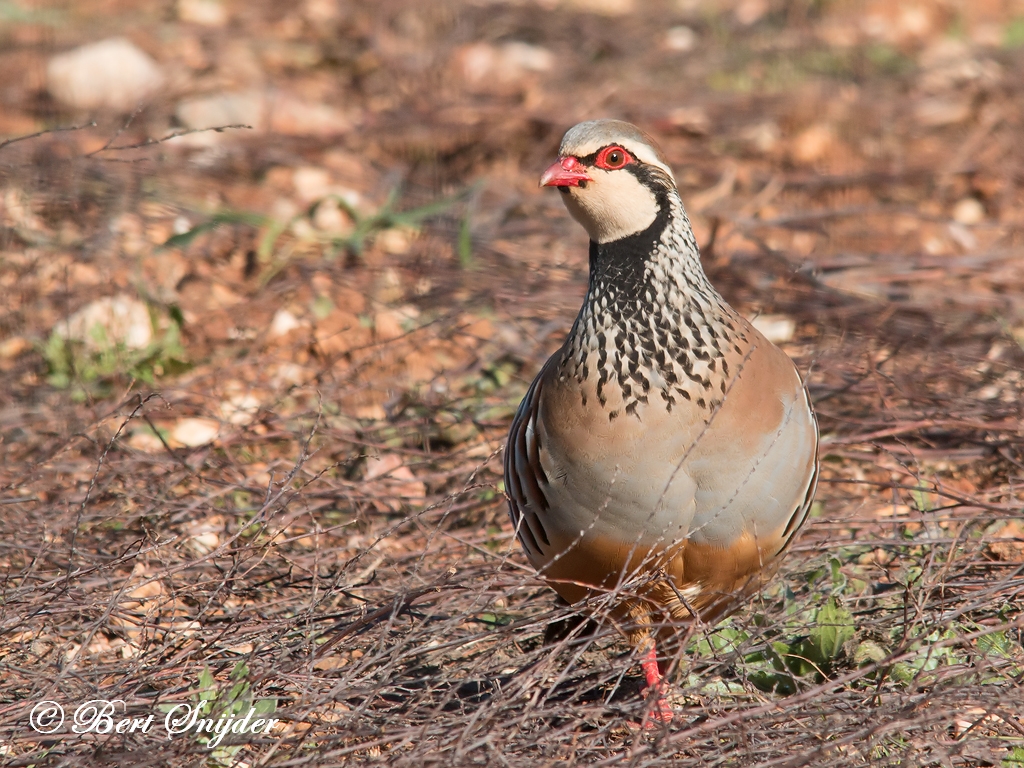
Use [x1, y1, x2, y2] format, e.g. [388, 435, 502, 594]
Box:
[539, 156, 591, 188]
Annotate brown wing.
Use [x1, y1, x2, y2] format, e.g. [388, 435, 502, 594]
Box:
[776, 383, 820, 553]
[504, 364, 555, 561]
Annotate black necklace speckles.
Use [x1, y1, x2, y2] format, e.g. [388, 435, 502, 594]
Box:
[561, 186, 735, 420]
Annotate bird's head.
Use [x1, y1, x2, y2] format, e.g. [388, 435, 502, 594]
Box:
[541, 119, 676, 244]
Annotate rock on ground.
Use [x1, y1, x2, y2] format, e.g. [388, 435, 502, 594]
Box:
[175, 90, 353, 136]
[47, 38, 164, 112]
[57, 295, 153, 351]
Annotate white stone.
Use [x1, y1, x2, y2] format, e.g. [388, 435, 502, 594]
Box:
[978, 384, 1001, 401]
[127, 430, 165, 453]
[270, 308, 303, 337]
[189, 531, 221, 554]
[377, 228, 413, 255]
[47, 38, 164, 112]
[271, 363, 306, 388]
[269, 93, 352, 136]
[171, 418, 220, 447]
[792, 124, 833, 164]
[918, 39, 1000, 94]
[951, 197, 985, 226]
[220, 394, 261, 425]
[312, 197, 353, 235]
[458, 41, 554, 84]
[499, 41, 554, 73]
[923, 235, 948, 255]
[665, 106, 710, 135]
[970, 23, 1004, 48]
[914, 96, 971, 127]
[172, 215, 191, 235]
[664, 26, 697, 52]
[175, 90, 266, 131]
[303, 0, 340, 23]
[180, 91, 352, 139]
[59, 295, 153, 351]
[292, 167, 332, 202]
[918, 38, 970, 70]
[271, 197, 300, 221]
[750, 314, 796, 344]
[742, 121, 780, 153]
[177, 0, 228, 26]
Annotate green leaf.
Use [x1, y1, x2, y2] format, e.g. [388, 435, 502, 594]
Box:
[748, 668, 797, 695]
[252, 698, 277, 716]
[226, 680, 250, 706]
[256, 214, 292, 262]
[910, 487, 933, 513]
[47, 370, 71, 389]
[1005, 17, 1024, 49]
[853, 639, 888, 665]
[457, 215, 473, 268]
[1003, 746, 1024, 767]
[161, 211, 268, 249]
[890, 662, 915, 684]
[168, 303, 185, 327]
[312, 294, 334, 320]
[810, 597, 855, 663]
[198, 667, 216, 690]
[828, 556, 846, 594]
[688, 675, 746, 696]
[977, 631, 1014, 659]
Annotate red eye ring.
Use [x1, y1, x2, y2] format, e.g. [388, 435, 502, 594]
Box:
[595, 145, 632, 170]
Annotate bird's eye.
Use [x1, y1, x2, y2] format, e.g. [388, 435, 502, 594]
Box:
[595, 146, 632, 170]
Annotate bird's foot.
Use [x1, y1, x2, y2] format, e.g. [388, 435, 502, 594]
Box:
[638, 646, 674, 727]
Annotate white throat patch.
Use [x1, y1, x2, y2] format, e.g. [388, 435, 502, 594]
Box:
[560, 168, 660, 243]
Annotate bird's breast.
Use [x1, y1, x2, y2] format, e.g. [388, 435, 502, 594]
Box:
[532, 318, 814, 559]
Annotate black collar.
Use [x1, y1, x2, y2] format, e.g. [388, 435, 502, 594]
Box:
[588, 173, 674, 296]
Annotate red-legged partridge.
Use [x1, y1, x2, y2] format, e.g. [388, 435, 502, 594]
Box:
[504, 120, 819, 722]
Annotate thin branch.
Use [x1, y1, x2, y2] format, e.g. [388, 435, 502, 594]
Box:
[85, 123, 253, 157]
[0, 121, 96, 152]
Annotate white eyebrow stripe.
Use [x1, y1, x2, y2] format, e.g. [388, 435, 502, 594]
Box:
[628, 144, 674, 178]
[563, 139, 674, 182]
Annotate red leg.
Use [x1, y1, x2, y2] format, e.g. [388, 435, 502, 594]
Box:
[639, 645, 674, 724]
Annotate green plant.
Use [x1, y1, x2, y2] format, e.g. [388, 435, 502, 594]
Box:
[746, 596, 856, 693]
[909, 485, 934, 513]
[864, 44, 913, 76]
[161, 663, 278, 766]
[164, 183, 479, 283]
[1004, 746, 1024, 767]
[888, 626, 971, 685]
[0, 1, 63, 25]
[1005, 17, 1024, 49]
[42, 305, 189, 398]
[689, 557, 859, 695]
[457, 213, 474, 268]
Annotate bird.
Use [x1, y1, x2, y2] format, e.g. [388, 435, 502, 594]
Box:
[504, 119, 819, 723]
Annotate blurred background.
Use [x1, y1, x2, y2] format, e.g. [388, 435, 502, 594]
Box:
[2, 0, 1024, 405]
[2, 1, 1024, 765]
